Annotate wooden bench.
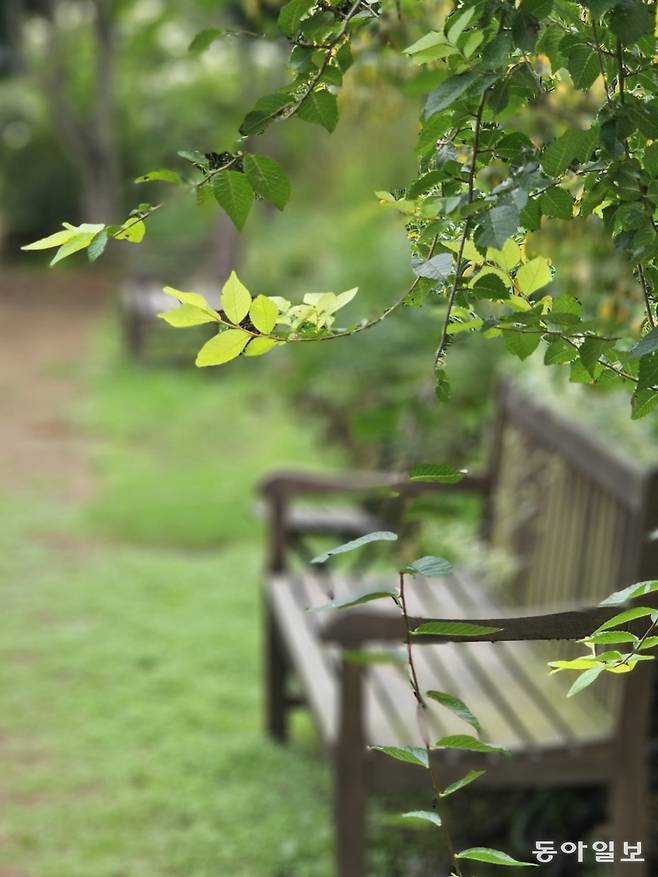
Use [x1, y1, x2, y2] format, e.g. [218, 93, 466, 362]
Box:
[260, 382, 657, 877]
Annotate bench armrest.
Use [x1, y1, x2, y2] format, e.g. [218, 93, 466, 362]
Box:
[259, 467, 489, 500]
[319, 591, 658, 646]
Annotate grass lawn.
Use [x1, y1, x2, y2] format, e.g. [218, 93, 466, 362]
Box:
[0, 324, 342, 877]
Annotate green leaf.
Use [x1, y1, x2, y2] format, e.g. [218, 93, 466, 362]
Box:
[188, 28, 224, 53]
[221, 271, 252, 324]
[297, 90, 338, 132]
[541, 128, 597, 176]
[243, 336, 279, 357]
[403, 556, 453, 577]
[435, 735, 507, 754]
[631, 389, 658, 420]
[594, 606, 658, 633]
[213, 170, 254, 230]
[439, 770, 486, 797]
[637, 352, 658, 392]
[544, 337, 579, 365]
[87, 228, 108, 263]
[425, 72, 478, 116]
[240, 92, 293, 136]
[504, 330, 542, 360]
[426, 691, 481, 734]
[278, 0, 315, 33]
[473, 273, 511, 300]
[539, 186, 574, 219]
[159, 304, 220, 327]
[474, 205, 520, 251]
[370, 745, 429, 768]
[582, 630, 639, 645]
[310, 588, 399, 610]
[579, 337, 610, 377]
[342, 650, 406, 665]
[566, 44, 600, 90]
[567, 664, 605, 697]
[195, 328, 251, 367]
[244, 153, 290, 210]
[457, 847, 538, 867]
[516, 257, 552, 294]
[401, 810, 442, 827]
[403, 31, 446, 55]
[630, 325, 658, 359]
[608, 0, 652, 43]
[311, 531, 398, 564]
[135, 169, 183, 185]
[413, 621, 502, 637]
[409, 464, 465, 484]
[249, 295, 279, 334]
[601, 580, 658, 606]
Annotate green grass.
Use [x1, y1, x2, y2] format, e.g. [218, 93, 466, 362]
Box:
[0, 323, 340, 877]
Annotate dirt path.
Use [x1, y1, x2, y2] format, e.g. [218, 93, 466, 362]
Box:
[0, 269, 113, 502]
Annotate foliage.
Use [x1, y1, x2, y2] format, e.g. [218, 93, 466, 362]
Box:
[22, 0, 658, 419]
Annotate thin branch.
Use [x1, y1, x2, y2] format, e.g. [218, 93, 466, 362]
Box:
[399, 573, 463, 877]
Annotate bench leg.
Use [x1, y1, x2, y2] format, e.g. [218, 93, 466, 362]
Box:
[265, 603, 289, 741]
[610, 764, 648, 877]
[335, 659, 367, 877]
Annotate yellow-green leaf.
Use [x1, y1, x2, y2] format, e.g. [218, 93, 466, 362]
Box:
[249, 295, 279, 334]
[486, 239, 521, 271]
[115, 219, 146, 243]
[196, 328, 251, 367]
[21, 222, 104, 252]
[516, 257, 552, 294]
[244, 336, 279, 357]
[221, 271, 252, 324]
[163, 287, 217, 317]
[159, 304, 220, 327]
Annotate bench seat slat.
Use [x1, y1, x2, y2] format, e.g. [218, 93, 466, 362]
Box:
[269, 569, 613, 753]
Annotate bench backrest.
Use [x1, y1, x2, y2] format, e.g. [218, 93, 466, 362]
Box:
[484, 382, 658, 721]
[485, 381, 658, 610]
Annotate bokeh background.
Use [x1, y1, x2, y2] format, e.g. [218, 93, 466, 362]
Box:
[1, 2, 656, 875]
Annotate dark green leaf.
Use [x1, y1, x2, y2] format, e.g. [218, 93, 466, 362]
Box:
[629, 326, 658, 359]
[212, 170, 254, 230]
[435, 735, 507, 754]
[566, 45, 600, 90]
[371, 745, 429, 768]
[439, 769, 486, 797]
[311, 531, 398, 564]
[297, 90, 338, 132]
[637, 352, 658, 392]
[539, 186, 574, 219]
[243, 154, 290, 210]
[240, 92, 292, 136]
[188, 28, 224, 53]
[426, 690, 481, 733]
[87, 228, 108, 263]
[567, 664, 605, 697]
[608, 0, 652, 43]
[278, 0, 315, 34]
[409, 464, 465, 484]
[425, 72, 478, 117]
[579, 337, 610, 376]
[414, 621, 502, 637]
[473, 273, 510, 300]
[310, 588, 399, 610]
